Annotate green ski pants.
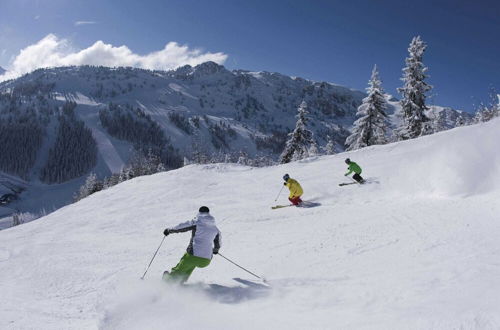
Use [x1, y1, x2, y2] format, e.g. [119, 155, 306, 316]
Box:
[165, 253, 211, 283]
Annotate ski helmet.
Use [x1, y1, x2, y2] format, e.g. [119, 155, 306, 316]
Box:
[283, 174, 290, 181]
[199, 206, 210, 213]
[345, 158, 351, 164]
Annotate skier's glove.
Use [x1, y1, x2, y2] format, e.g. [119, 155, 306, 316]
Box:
[163, 229, 170, 236]
[283, 182, 287, 186]
[344, 173, 348, 176]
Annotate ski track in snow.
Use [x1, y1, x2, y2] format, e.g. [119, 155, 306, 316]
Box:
[1, 119, 500, 329]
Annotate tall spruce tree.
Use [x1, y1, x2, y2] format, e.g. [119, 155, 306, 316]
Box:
[324, 135, 336, 155]
[397, 36, 432, 140]
[346, 65, 388, 151]
[279, 101, 314, 163]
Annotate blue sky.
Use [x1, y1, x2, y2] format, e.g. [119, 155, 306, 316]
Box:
[0, 0, 499, 111]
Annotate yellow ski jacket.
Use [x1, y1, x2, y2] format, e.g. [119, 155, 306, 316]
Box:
[285, 178, 303, 198]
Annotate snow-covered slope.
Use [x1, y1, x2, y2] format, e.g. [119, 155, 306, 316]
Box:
[1, 118, 499, 329]
[0, 64, 472, 222]
[0, 63, 368, 219]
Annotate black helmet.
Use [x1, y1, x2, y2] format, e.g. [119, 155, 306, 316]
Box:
[345, 158, 351, 164]
[199, 206, 210, 213]
[283, 174, 290, 181]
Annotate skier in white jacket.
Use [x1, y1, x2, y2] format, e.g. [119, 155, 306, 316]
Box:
[162, 206, 221, 283]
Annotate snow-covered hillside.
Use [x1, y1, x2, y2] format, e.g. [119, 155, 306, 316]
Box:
[0, 63, 473, 222]
[0, 63, 370, 219]
[1, 118, 499, 329]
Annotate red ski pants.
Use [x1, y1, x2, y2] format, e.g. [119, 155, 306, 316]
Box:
[288, 196, 303, 205]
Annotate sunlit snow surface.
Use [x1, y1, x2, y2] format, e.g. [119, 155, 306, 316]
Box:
[1, 119, 500, 329]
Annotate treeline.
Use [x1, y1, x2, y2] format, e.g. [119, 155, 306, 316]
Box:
[99, 103, 182, 168]
[0, 118, 44, 178]
[74, 149, 166, 202]
[41, 106, 97, 183]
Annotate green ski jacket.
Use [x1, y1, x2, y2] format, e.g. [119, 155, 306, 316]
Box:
[345, 162, 362, 175]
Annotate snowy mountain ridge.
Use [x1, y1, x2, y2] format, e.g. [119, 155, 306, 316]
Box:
[0, 118, 499, 329]
[0, 63, 471, 222]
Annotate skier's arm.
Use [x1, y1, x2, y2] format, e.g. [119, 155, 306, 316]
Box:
[165, 219, 196, 234]
[213, 232, 222, 254]
[345, 165, 353, 176]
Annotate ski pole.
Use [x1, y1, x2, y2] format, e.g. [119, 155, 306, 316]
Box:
[274, 185, 285, 201]
[217, 253, 265, 281]
[141, 236, 166, 280]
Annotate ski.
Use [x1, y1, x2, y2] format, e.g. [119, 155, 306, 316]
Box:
[271, 204, 293, 209]
[338, 182, 359, 186]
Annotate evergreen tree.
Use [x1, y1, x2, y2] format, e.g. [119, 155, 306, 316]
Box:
[237, 150, 249, 165]
[455, 114, 465, 127]
[74, 172, 102, 202]
[474, 92, 500, 123]
[279, 101, 314, 163]
[431, 111, 448, 133]
[346, 65, 388, 150]
[102, 173, 121, 189]
[396, 36, 432, 140]
[324, 135, 336, 155]
[308, 141, 319, 157]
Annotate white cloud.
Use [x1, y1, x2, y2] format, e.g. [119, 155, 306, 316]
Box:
[75, 21, 97, 26]
[0, 34, 228, 81]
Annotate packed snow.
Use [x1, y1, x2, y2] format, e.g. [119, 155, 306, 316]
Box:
[1, 119, 499, 329]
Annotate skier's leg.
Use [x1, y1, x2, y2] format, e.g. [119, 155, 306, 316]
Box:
[167, 253, 211, 283]
[288, 196, 299, 205]
[192, 255, 211, 268]
[167, 253, 197, 283]
[353, 173, 363, 183]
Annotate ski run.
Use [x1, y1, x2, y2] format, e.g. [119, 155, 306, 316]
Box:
[1, 118, 500, 329]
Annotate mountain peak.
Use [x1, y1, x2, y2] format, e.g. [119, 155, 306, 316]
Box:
[0, 67, 6, 75]
[193, 61, 228, 76]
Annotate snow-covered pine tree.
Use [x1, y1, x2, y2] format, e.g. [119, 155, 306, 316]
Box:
[431, 111, 448, 133]
[473, 108, 484, 123]
[396, 36, 432, 140]
[74, 172, 102, 202]
[324, 135, 336, 155]
[474, 92, 500, 123]
[455, 115, 466, 127]
[279, 101, 315, 163]
[237, 150, 249, 165]
[496, 94, 500, 117]
[308, 140, 319, 156]
[346, 65, 388, 150]
[102, 173, 121, 189]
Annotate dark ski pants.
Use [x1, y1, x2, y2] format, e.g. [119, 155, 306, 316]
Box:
[289, 195, 303, 205]
[352, 173, 364, 183]
[165, 252, 211, 283]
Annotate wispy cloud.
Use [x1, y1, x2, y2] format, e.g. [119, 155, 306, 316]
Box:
[74, 21, 97, 26]
[34, 15, 40, 20]
[0, 34, 228, 81]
